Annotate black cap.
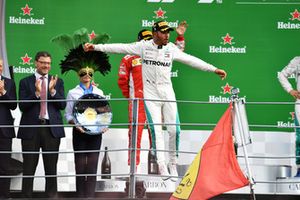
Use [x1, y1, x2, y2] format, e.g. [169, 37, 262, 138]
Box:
[152, 21, 174, 32]
[137, 29, 153, 41]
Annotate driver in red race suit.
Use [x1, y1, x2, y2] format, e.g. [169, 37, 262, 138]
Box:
[117, 22, 187, 171]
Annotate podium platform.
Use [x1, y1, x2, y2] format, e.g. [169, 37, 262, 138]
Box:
[96, 177, 177, 199]
[96, 177, 176, 192]
[94, 164, 300, 195]
[277, 178, 300, 194]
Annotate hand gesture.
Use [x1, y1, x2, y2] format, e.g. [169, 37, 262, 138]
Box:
[176, 21, 188, 36]
[215, 69, 227, 80]
[49, 75, 58, 94]
[84, 43, 95, 52]
[35, 78, 42, 94]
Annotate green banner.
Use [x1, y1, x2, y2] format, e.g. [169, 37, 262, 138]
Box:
[4, 0, 300, 131]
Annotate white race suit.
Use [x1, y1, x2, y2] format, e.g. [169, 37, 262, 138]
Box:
[94, 39, 217, 165]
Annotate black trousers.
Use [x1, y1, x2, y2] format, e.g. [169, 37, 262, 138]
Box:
[0, 137, 12, 198]
[73, 128, 102, 198]
[21, 125, 60, 198]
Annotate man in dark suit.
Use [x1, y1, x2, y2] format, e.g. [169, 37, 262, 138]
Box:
[17, 51, 66, 198]
[0, 58, 17, 198]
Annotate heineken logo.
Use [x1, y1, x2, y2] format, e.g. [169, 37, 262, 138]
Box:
[12, 53, 35, 74]
[222, 33, 234, 45]
[209, 83, 244, 103]
[21, 53, 32, 65]
[89, 31, 97, 41]
[222, 83, 233, 94]
[277, 121, 295, 128]
[154, 7, 167, 19]
[21, 4, 33, 16]
[209, 33, 247, 54]
[9, 4, 45, 25]
[290, 9, 300, 21]
[277, 9, 300, 29]
[277, 111, 295, 128]
[141, 7, 178, 28]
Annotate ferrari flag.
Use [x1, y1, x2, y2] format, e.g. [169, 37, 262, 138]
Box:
[170, 105, 249, 200]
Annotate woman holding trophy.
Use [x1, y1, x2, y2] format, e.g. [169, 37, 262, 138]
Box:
[52, 28, 112, 198]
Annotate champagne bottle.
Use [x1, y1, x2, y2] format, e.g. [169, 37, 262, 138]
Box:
[101, 146, 111, 179]
[148, 149, 158, 174]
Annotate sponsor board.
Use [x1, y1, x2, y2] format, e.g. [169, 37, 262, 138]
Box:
[141, 7, 178, 28]
[9, 4, 45, 25]
[277, 112, 295, 128]
[13, 53, 36, 74]
[209, 82, 246, 103]
[278, 9, 300, 30]
[209, 33, 247, 54]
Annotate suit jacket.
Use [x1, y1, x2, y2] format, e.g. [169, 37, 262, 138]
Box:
[17, 74, 66, 139]
[0, 76, 17, 138]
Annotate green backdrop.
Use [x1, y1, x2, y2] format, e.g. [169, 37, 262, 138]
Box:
[5, 0, 300, 131]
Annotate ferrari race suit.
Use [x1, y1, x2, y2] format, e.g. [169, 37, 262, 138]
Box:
[94, 39, 217, 166]
[278, 56, 300, 165]
[118, 36, 185, 166]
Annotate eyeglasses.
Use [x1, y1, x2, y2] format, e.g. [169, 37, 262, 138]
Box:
[79, 72, 93, 77]
[37, 60, 51, 65]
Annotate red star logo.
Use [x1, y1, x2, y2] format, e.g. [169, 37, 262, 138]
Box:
[290, 112, 295, 120]
[222, 83, 233, 94]
[21, 4, 33, 16]
[154, 7, 166, 19]
[89, 31, 96, 41]
[21, 53, 32, 65]
[222, 33, 234, 45]
[291, 9, 300, 21]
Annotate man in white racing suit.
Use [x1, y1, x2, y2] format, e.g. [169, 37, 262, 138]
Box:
[278, 56, 300, 177]
[84, 20, 227, 181]
[118, 22, 187, 174]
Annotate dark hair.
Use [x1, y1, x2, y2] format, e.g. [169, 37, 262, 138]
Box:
[35, 51, 51, 61]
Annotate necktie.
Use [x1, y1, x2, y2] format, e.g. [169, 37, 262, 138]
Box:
[40, 76, 46, 118]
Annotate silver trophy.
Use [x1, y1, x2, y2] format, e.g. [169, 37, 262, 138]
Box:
[73, 93, 112, 135]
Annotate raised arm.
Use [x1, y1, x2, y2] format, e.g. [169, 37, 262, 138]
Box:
[84, 41, 143, 56]
[175, 21, 188, 51]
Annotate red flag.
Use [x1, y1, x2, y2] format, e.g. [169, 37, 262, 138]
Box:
[170, 104, 249, 200]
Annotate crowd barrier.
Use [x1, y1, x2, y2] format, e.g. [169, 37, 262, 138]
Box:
[0, 97, 299, 198]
